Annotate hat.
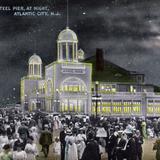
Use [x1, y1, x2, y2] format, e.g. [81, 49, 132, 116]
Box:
[3, 144, 10, 150]
[118, 130, 123, 134]
[44, 124, 49, 128]
[124, 129, 133, 134]
[110, 128, 114, 131]
[66, 129, 72, 135]
[88, 132, 94, 140]
[80, 127, 85, 131]
[55, 137, 59, 141]
[114, 131, 118, 136]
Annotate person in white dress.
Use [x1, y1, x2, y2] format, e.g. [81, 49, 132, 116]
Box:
[77, 129, 86, 160]
[65, 129, 78, 160]
[13, 146, 27, 160]
[0, 132, 9, 152]
[24, 136, 38, 160]
[29, 126, 39, 144]
[53, 137, 61, 160]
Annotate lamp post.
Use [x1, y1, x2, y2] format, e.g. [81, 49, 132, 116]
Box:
[6, 97, 10, 107]
[36, 91, 40, 111]
[55, 89, 60, 112]
[95, 81, 98, 118]
[92, 81, 102, 119]
[13, 88, 16, 107]
[24, 94, 28, 111]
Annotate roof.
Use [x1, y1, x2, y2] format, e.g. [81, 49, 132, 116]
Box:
[84, 55, 135, 83]
[29, 54, 42, 64]
[57, 27, 78, 42]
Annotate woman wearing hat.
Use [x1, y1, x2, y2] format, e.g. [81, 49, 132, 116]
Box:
[65, 129, 78, 160]
[0, 144, 12, 160]
[24, 136, 38, 160]
[77, 128, 86, 160]
[81, 132, 100, 160]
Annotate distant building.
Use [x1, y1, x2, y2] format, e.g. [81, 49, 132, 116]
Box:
[21, 27, 160, 117]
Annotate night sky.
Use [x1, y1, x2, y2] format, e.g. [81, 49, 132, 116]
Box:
[0, 0, 160, 103]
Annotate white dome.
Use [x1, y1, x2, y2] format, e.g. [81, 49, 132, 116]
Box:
[29, 54, 42, 64]
[58, 27, 78, 42]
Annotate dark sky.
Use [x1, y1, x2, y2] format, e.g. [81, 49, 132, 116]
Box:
[0, 0, 160, 103]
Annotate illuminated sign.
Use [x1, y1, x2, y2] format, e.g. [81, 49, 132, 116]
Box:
[61, 64, 86, 74]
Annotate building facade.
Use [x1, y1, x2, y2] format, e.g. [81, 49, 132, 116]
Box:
[21, 27, 160, 117]
[21, 27, 92, 114]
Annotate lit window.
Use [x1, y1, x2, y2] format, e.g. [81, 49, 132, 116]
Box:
[101, 85, 104, 90]
[65, 104, 68, 111]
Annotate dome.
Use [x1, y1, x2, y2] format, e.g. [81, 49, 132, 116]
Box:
[58, 27, 78, 42]
[29, 54, 42, 64]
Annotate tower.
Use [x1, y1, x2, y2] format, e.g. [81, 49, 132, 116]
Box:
[28, 54, 42, 78]
[57, 27, 78, 62]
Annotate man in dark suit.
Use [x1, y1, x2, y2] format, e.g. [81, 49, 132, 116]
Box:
[106, 128, 117, 160]
[60, 125, 66, 160]
[81, 132, 100, 160]
[115, 131, 127, 160]
[39, 124, 52, 157]
[134, 130, 143, 160]
[126, 132, 137, 160]
[13, 137, 26, 151]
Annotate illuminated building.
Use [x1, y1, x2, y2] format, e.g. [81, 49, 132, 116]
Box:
[21, 27, 160, 117]
[21, 27, 92, 114]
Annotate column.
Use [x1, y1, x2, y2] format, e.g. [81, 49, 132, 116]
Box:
[84, 100, 87, 114]
[30, 65, 32, 75]
[31, 65, 33, 75]
[40, 64, 42, 77]
[72, 42, 74, 61]
[66, 42, 68, 61]
[111, 98, 113, 115]
[37, 65, 39, 76]
[33, 64, 35, 75]
[29, 65, 30, 75]
[77, 100, 79, 112]
[122, 99, 124, 116]
[60, 44, 62, 60]
[76, 43, 78, 60]
[57, 43, 60, 61]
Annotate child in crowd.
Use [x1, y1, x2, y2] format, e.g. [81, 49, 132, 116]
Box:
[53, 137, 61, 160]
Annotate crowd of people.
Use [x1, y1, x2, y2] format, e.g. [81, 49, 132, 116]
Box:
[0, 108, 159, 160]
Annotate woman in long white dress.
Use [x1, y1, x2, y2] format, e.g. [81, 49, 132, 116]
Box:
[0, 132, 9, 152]
[65, 129, 78, 160]
[24, 137, 38, 160]
[13, 146, 27, 160]
[29, 126, 39, 144]
[77, 131, 86, 160]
